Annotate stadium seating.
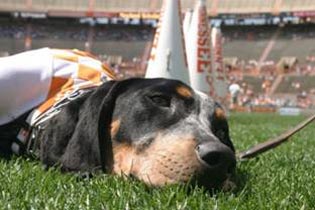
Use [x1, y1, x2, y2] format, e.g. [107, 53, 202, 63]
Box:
[2, 0, 315, 15]
[216, 0, 275, 14]
[281, 0, 313, 12]
[242, 76, 264, 93]
[275, 75, 315, 94]
[94, 0, 152, 12]
[222, 25, 315, 64]
[32, 0, 88, 11]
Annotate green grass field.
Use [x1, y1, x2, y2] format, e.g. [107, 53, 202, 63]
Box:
[1, 113, 314, 210]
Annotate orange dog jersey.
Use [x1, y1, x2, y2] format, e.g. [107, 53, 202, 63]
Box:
[0, 48, 115, 126]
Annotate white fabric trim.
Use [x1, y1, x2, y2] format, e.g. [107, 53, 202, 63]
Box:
[0, 48, 53, 125]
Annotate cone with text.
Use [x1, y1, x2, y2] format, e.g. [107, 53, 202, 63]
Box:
[145, 0, 190, 85]
[186, 0, 214, 95]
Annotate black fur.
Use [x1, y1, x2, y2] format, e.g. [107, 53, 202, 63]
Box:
[0, 111, 30, 158]
[210, 103, 235, 152]
[0, 78, 235, 175]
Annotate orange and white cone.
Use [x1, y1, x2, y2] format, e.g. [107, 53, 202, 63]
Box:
[186, 0, 215, 95]
[145, 0, 190, 85]
[211, 27, 228, 102]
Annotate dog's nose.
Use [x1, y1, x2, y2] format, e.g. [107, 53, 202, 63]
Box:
[196, 142, 236, 173]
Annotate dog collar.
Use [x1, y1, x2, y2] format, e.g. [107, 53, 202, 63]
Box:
[11, 88, 94, 156]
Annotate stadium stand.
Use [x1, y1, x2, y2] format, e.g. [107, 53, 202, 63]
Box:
[0, 17, 152, 59]
[1, 0, 315, 110]
[222, 24, 315, 64]
[276, 75, 315, 94]
[1, 0, 315, 15]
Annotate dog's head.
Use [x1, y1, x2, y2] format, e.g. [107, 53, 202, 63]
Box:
[94, 78, 236, 189]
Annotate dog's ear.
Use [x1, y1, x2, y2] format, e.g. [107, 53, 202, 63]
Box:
[97, 80, 133, 172]
[210, 103, 235, 152]
[60, 80, 133, 173]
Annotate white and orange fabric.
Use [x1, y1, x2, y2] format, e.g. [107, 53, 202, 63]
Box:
[0, 48, 115, 126]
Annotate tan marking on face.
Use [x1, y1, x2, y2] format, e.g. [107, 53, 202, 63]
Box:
[137, 135, 200, 186]
[110, 119, 121, 137]
[112, 133, 203, 186]
[112, 144, 137, 176]
[176, 86, 193, 98]
[215, 107, 226, 120]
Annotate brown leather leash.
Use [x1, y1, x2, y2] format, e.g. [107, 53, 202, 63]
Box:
[237, 113, 315, 161]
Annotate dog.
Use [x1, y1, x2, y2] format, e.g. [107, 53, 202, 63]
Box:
[0, 48, 236, 190]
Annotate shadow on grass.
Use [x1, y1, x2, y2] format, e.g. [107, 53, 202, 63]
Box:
[230, 165, 251, 194]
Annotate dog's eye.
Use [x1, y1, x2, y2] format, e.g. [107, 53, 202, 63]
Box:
[148, 95, 171, 107]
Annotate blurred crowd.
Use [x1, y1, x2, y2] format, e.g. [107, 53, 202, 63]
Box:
[227, 76, 315, 111]
[222, 24, 315, 41]
[0, 20, 153, 42]
[1, 17, 315, 111]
